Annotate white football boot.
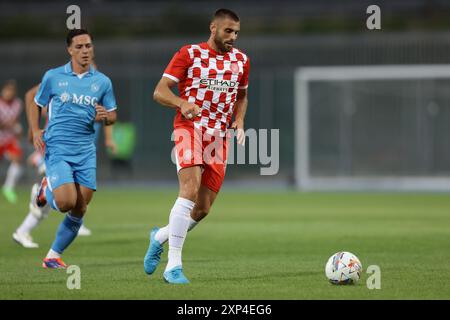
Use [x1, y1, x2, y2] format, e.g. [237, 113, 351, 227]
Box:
[78, 224, 92, 236]
[13, 231, 39, 248]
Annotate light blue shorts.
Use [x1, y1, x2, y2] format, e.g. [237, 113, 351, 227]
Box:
[45, 147, 97, 191]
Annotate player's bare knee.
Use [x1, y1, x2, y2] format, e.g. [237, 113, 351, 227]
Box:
[180, 191, 198, 202]
[73, 198, 88, 215]
[55, 198, 77, 212]
[69, 202, 85, 217]
[180, 182, 201, 201]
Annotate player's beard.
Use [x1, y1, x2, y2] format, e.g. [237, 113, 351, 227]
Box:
[214, 35, 233, 53]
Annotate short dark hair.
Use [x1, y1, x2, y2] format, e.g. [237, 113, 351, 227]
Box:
[66, 29, 92, 47]
[213, 8, 240, 22]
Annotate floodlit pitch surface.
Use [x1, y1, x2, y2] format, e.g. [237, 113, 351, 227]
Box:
[1, 189, 449, 299]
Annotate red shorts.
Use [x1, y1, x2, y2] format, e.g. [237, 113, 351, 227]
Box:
[0, 139, 23, 160]
[174, 125, 228, 193]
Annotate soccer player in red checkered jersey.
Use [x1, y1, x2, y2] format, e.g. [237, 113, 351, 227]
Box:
[0, 80, 23, 204]
[144, 8, 250, 284]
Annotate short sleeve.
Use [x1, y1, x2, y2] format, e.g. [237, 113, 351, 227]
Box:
[34, 71, 52, 108]
[238, 57, 250, 89]
[163, 46, 192, 83]
[101, 78, 117, 112]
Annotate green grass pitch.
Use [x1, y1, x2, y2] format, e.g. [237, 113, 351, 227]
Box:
[1, 188, 450, 299]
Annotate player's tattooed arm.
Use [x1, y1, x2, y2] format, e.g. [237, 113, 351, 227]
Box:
[153, 77, 201, 120]
[231, 88, 248, 145]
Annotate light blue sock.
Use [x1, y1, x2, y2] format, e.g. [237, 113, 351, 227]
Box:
[45, 187, 59, 211]
[51, 214, 83, 254]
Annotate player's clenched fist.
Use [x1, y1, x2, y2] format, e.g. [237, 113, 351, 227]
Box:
[179, 100, 201, 120]
[95, 104, 108, 122]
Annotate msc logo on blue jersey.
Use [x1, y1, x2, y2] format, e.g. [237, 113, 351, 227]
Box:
[60, 92, 98, 107]
[72, 94, 98, 107]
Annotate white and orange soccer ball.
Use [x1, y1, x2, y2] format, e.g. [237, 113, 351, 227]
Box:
[325, 251, 362, 285]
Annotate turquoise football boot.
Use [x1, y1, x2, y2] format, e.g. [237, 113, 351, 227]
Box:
[163, 266, 190, 284]
[144, 227, 164, 275]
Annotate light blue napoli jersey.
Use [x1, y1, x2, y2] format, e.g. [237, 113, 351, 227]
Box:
[35, 62, 117, 155]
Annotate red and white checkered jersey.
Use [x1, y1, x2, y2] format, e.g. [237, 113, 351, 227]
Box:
[163, 42, 250, 136]
[0, 97, 22, 145]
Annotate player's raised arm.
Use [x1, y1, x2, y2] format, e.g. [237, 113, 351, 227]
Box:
[153, 77, 201, 120]
[153, 76, 184, 109]
[153, 45, 201, 120]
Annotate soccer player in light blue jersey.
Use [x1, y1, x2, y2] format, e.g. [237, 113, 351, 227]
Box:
[12, 82, 117, 248]
[28, 29, 117, 268]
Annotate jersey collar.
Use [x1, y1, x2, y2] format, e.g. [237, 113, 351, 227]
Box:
[203, 42, 222, 57]
[202, 42, 234, 58]
[64, 61, 95, 77]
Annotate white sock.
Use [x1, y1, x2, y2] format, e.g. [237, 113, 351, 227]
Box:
[46, 249, 61, 259]
[188, 217, 198, 232]
[167, 246, 182, 271]
[16, 212, 40, 235]
[165, 197, 195, 271]
[155, 226, 169, 244]
[155, 217, 198, 245]
[3, 162, 22, 189]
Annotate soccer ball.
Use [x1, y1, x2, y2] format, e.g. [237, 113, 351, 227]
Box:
[325, 251, 362, 285]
